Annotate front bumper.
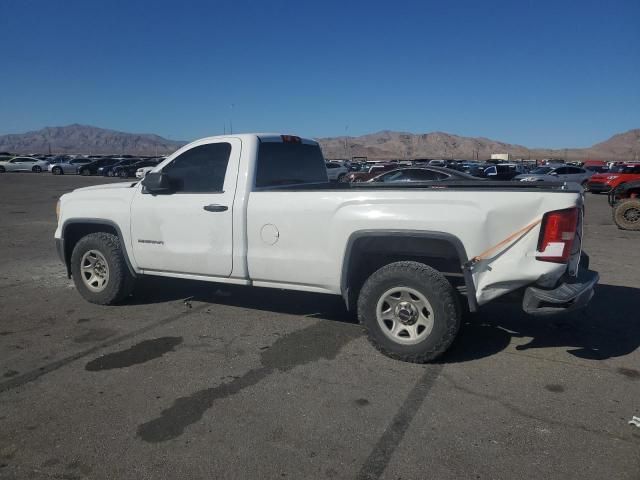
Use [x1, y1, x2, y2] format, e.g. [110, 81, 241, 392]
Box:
[522, 268, 599, 315]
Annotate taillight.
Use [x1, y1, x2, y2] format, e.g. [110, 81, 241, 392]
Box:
[536, 207, 579, 263]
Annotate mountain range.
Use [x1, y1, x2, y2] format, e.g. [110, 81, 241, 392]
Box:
[0, 124, 638, 161]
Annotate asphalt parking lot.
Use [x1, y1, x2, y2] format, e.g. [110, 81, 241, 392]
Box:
[0, 173, 638, 480]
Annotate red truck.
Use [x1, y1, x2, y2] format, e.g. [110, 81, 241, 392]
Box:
[587, 163, 640, 193]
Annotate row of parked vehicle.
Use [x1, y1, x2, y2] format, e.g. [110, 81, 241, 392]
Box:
[325, 159, 640, 194]
[0, 155, 163, 178]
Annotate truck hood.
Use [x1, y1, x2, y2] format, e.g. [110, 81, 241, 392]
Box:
[74, 182, 138, 193]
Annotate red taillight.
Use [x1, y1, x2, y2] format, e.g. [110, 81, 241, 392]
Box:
[281, 135, 301, 144]
[536, 207, 579, 263]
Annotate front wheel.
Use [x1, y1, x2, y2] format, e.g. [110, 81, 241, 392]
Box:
[0, 166, 5, 173]
[613, 199, 640, 231]
[70, 232, 135, 305]
[81, 169, 90, 176]
[52, 166, 63, 175]
[357, 261, 461, 363]
[118, 170, 128, 178]
[32, 165, 42, 173]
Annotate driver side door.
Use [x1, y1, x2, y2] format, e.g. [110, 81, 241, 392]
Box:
[130, 138, 240, 277]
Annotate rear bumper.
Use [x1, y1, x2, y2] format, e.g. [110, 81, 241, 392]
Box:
[587, 182, 611, 193]
[522, 268, 599, 315]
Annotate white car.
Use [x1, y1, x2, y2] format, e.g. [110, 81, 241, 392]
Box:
[0, 156, 50, 173]
[325, 162, 349, 182]
[135, 166, 155, 179]
[515, 166, 593, 185]
[55, 133, 598, 363]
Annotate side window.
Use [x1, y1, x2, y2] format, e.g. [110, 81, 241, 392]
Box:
[380, 171, 407, 182]
[163, 143, 231, 193]
[554, 167, 568, 174]
[407, 169, 448, 181]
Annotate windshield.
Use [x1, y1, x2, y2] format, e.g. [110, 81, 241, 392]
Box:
[530, 167, 553, 174]
[609, 165, 640, 173]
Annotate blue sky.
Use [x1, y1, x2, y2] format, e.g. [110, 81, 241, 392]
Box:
[1, 0, 638, 147]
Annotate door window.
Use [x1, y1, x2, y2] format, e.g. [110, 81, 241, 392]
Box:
[163, 143, 231, 193]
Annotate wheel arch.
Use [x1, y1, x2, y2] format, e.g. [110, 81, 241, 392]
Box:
[340, 230, 478, 313]
[59, 219, 137, 278]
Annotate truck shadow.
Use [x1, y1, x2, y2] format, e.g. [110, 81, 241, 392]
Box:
[442, 283, 640, 363]
[129, 279, 638, 363]
[129, 276, 357, 324]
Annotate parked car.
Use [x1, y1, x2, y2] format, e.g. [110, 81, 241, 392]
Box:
[325, 162, 349, 182]
[345, 163, 398, 182]
[112, 159, 160, 178]
[367, 167, 480, 183]
[136, 166, 155, 179]
[0, 156, 50, 173]
[484, 164, 528, 180]
[608, 180, 640, 230]
[584, 165, 609, 174]
[49, 158, 93, 175]
[98, 159, 139, 177]
[77, 158, 121, 176]
[587, 164, 640, 194]
[515, 165, 592, 186]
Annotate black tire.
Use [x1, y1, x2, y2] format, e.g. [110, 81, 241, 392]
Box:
[357, 261, 461, 363]
[81, 169, 90, 176]
[613, 199, 640, 231]
[581, 180, 589, 191]
[52, 166, 63, 175]
[32, 165, 42, 173]
[118, 169, 129, 178]
[0, 166, 5, 173]
[337, 173, 346, 183]
[108, 170, 115, 177]
[70, 232, 135, 305]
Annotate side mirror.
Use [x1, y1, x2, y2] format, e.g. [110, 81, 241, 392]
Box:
[141, 171, 172, 194]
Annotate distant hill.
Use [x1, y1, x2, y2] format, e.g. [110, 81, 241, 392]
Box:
[1, 124, 638, 161]
[0, 124, 186, 155]
[319, 129, 640, 162]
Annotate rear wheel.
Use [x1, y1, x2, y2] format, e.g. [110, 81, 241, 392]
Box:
[70, 232, 135, 305]
[81, 168, 90, 176]
[337, 173, 346, 183]
[581, 180, 589, 191]
[0, 166, 5, 173]
[32, 165, 42, 173]
[118, 170, 129, 178]
[613, 199, 640, 231]
[357, 261, 461, 363]
[52, 166, 63, 175]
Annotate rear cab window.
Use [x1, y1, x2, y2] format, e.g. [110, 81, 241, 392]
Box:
[255, 137, 328, 188]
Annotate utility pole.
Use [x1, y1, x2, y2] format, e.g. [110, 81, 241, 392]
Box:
[344, 125, 349, 160]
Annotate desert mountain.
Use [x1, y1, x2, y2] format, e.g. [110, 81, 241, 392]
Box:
[318, 129, 640, 162]
[0, 124, 638, 161]
[0, 124, 186, 155]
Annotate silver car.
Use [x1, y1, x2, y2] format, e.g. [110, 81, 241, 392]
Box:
[515, 165, 593, 185]
[49, 158, 93, 175]
[0, 156, 50, 173]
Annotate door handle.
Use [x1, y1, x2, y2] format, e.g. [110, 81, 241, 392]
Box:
[203, 204, 228, 212]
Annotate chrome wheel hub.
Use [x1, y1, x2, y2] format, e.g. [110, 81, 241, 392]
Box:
[80, 250, 110, 292]
[376, 287, 434, 345]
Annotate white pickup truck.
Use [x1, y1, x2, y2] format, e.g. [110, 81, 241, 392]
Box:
[55, 133, 598, 363]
